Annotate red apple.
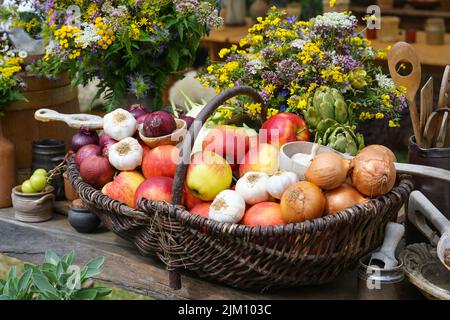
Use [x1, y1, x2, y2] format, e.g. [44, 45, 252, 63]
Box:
[142, 145, 180, 178]
[202, 125, 250, 168]
[184, 183, 203, 210]
[190, 202, 211, 218]
[261, 112, 310, 148]
[139, 139, 152, 158]
[242, 202, 285, 226]
[239, 143, 279, 177]
[102, 171, 145, 208]
[134, 176, 175, 207]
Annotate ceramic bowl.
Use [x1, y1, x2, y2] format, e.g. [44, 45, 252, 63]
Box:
[11, 185, 55, 223]
[138, 118, 187, 148]
[279, 141, 342, 179]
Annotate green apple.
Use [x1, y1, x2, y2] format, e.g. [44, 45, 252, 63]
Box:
[33, 168, 48, 177]
[21, 180, 36, 193]
[30, 174, 47, 192]
[186, 151, 232, 201]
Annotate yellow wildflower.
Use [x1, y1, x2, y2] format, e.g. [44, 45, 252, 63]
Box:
[244, 103, 262, 116]
[264, 83, 276, 94]
[329, 0, 336, 8]
[389, 120, 400, 127]
[219, 48, 230, 59]
[375, 113, 384, 119]
[297, 99, 307, 110]
[267, 108, 279, 118]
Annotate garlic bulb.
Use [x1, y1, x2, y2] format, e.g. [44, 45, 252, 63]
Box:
[209, 190, 246, 224]
[266, 170, 298, 199]
[108, 137, 143, 171]
[235, 172, 270, 205]
[103, 108, 137, 141]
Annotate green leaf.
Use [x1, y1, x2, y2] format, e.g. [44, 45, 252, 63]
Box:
[93, 287, 112, 298]
[45, 251, 60, 265]
[31, 274, 60, 299]
[85, 257, 105, 270]
[72, 289, 98, 300]
[84, 268, 102, 279]
[7, 267, 16, 281]
[167, 47, 179, 71]
[18, 269, 32, 294]
[63, 250, 75, 266]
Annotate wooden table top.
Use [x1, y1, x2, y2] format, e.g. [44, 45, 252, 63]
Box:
[202, 25, 450, 67]
[0, 206, 424, 300]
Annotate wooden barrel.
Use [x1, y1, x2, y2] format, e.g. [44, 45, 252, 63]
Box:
[1, 73, 79, 175]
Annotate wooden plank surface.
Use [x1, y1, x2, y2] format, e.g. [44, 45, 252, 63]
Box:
[0, 207, 424, 300]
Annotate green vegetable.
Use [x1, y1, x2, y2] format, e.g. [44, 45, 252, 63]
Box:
[0, 251, 111, 300]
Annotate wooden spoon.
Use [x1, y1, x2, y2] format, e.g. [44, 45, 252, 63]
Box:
[423, 108, 450, 148]
[388, 42, 422, 146]
[35, 108, 103, 129]
[438, 65, 450, 109]
[420, 77, 433, 136]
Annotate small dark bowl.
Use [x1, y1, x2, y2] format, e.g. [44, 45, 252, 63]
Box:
[68, 206, 101, 233]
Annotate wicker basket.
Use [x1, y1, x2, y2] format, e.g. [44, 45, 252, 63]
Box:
[67, 86, 414, 291]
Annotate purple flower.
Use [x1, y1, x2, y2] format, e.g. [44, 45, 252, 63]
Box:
[261, 71, 283, 86]
[259, 89, 271, 104]
[276, 58, 301, 82]
[332, 55, 361, 72]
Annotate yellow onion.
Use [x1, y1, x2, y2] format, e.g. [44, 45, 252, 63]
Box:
[325, 184, 367, 214]
[351, 151, 396, 197]
[359, 145, 397, 162]
[305, 152, 350, 190]
[280, 181, 325, 223]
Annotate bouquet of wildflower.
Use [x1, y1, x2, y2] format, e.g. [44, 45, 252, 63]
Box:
[21, 0, 222, 110]
[0, 31, 27, 109]
[199, 8, 407, 153]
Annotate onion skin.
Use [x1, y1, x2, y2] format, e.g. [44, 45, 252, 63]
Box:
[71, 127, 99, 152]
[126, 104, 149, 120]
[359, 145, 396, 162]
[325, 184, 367, 214]
[99, 133, 117, 157]
[75, 144, 101, 169]
[179, 114, 195, 129]
[280, 181, 325, 223]
[305, 152, 350, 190]
[80, 155, 114, 189]
[351, 151, 396, 197]
[143, 111, 176, 137]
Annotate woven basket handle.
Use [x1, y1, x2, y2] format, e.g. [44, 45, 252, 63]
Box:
[171, 86, 266, 205]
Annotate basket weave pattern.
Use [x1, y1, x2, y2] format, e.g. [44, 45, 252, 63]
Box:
[67, 86, 414, 291]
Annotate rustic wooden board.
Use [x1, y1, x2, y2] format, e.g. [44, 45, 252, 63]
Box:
[0, 208, 424, 300]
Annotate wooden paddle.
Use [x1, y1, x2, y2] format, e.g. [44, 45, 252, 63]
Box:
[438, 65, 450, 109]
[387, 42, 423, 146]
[420, 77, 433, 136]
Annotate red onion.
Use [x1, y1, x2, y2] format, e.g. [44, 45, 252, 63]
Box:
[99, 133, 117, 157]
[127, 104, 149, 120]
[80, 154, 114, 189]
[136, 113, 148, 124]
[75, 144, 101, 169]
[71, 127, 99, 152]
[179, 114, 194, 129]
[143, 111, 177, 137]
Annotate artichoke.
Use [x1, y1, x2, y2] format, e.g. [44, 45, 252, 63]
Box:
[303, 86, 364, 155]
[305, 86, 352, 130]
[316, 123, 365, 156]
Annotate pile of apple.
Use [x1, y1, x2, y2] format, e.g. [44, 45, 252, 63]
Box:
[72, 108, 317, 225]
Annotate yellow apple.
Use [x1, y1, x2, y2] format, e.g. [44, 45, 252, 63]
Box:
[186, 151, 232, 201]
